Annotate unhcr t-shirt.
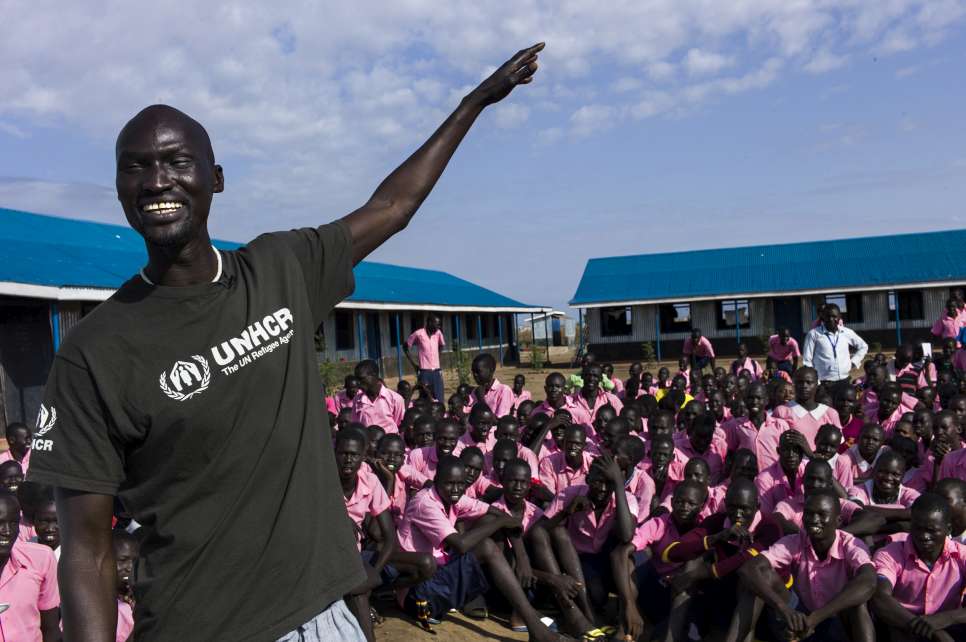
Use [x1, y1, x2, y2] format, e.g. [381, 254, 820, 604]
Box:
[28, 222, 365, 641]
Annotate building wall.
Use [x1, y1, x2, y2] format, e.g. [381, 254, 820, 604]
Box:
[585, 286, 955, 360]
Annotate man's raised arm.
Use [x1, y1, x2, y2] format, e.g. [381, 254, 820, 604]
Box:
[56, 489, 119, 642]
[342, 43, 543, 265]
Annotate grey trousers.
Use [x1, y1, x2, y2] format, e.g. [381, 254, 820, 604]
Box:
[276, 599, 365, 642]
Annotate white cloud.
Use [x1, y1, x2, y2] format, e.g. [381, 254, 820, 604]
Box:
[570, 104, 618, 137]
[683, 49, 733, 76]
[492, 102, 530, 128]
[804, 50, 849, 74]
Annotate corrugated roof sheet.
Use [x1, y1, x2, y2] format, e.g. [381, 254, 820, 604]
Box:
[0, 208, 541, 309]
[570, 229, 966, 305]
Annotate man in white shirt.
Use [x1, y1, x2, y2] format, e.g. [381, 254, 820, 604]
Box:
[802, 303, 868, 399]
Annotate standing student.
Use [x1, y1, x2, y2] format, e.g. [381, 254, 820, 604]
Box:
[683, 328, 716, 373]
[0, 492, 61, 642]
[352, 359, 406, 434]
[722, 382, 792, 472]
[469, 353, 515, 418]
[732, 490, 876, 642]
[405, 313, 446, 402]
[871, 493, 966, 642]
[932, 298, 963, 343]
[802, 303, 869, 399]
[397, 457, 562, 640]
[773, 366, 843, 450]
[730, 343, 762, 381]
[768, 327, 801, 374]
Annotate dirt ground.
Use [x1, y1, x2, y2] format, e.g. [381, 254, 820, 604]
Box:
[377, 604, 531, 641]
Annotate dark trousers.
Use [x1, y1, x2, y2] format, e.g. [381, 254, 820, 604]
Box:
[418, 368, 444, 402]
[821, 378, 852, 400]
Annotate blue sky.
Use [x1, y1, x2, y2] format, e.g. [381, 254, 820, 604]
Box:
[2, 2, 965, 315]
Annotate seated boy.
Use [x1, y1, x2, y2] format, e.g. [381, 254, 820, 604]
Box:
[397, 456, 562, 640]
[0, 492, 60, 642]
[403, 418, 463, 487]
[492, 459, 594, 637]
[371, 434, 412, 525]
[542, 456, 638, 611]
[610, 480, 706, 641]
[460, 446, 493, 500]
[0, 460, 23, 495]
[484, 416, 539, 473]
[812, 424, 849, 488]
[675, 414, 728, 484]
[538, 424, 594, 498]
[731, 489, 877, 642]
[773, 367, 842, 449]
[721, 382, 790, 472]
[756, 430, 808, 514]
[934, 478, 966, 543]
[456, 403, 498, 453]
[871, 493, 966, 642]
[772, 459, 880, 536]
[839, 422, 886, 483]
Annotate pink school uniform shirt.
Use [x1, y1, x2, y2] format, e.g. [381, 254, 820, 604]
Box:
[721, 414, 791, 473]
[511, 389, 532, 411]
[352, 385, 405, 433]
[847, 480, 920, 508]
[470, 379, 515, 418]
[568, 390, 624, 426]
[610, 377, 625, 397]
[492, 497, 545, 534]
[545, 484, 639, 554]
[344, 467, 392, 549]
[0, 540, 60, 642]
[117, 599, 135, 642]
[683, 336, 715, 358]
[406, 328, 445, 370]
[673, 438, 728, 483]
[454, 429, 497, 455]
[932, 315, 962, 340]
[626, 469, 657, 519]
[387, 469, 411, 524]
[824, 453, 854, 489]
[397, 487, 490, 564]
[839, 444, 880, 483]
[403, 446, 443, 485]
[633, 512, 688, 574]
[732, 357, 763, 380]
[483, 443, 539, 477]
[873, 537, 966, 616]
[938, 447, 966, 480]
[768, 335, 801, 362]
[658, 485, 718, 523]
[761, 530, 872, 613]
[539, 451, 594, 497]
[0, 449, 29, 474]
[756, 460, 807, 515]
[773, 402, 842, 450]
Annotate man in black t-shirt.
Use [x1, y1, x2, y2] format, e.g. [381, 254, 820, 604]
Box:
[28, 44, 544, 642]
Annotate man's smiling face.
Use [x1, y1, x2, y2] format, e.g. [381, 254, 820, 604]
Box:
[115, 105, 224, 248]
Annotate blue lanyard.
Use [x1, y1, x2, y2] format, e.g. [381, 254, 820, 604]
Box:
[824, 330, 841, 358]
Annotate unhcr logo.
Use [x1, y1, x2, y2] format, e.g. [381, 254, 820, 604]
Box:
[159, 355, 211, 402]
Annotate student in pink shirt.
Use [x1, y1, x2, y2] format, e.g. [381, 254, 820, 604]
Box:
[756, 431, 809, 514]
[460, 447, 496, 501]
[397, 457, 559, 639]
[773, 366, 842, 449]
[938, 432, 966, 480]
[839, 422, 885, 485]
[334, 375, 362, 411]
[538, 424, 594, 497]
[468, 353, 514, 418]
[641, 436, 680, 508]
[833, 386, 863, 451]
[112, 530, 138, 642]
[569, 364, 623, 426]
[722, 382, 791, 472]
[0, 493, 60, 642]
[601, 363, 624, 398]
[673, 356, 692, 394]
[872, 493, 966, 642]
[543, 456, 638, 613]
[0, 422, 32, 475]
[528, 371, 585, 423]
[611, 480, 706, 642]
[932, 298, 963, 342]
[455, 404, 497, 454]
[730, 343, 762, 381]
[767, 327, 801, 373]
[0, 460, 23, 496]
[674, 414, 727, 484]
[404, 313, 446, 402]
[371, 434, 412, 524]
[509, 374, 531, 412]
[404, 419, 462, 487]
[407, 415, 436, 452]
[658, 457, 716, 521]
[771, 459, 870, 534]
[483, 417, 539, 475]
[683, 328, 716, 373]
[491, 459, 595, 637]
[847, 451, 921, 543]
[351, 360, 406, 433]
[733, 490, 876, 642]
[934, 478, 966, 544]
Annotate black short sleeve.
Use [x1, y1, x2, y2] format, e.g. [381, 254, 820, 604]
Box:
[272, 220, 355, 325]
[27, 355, 126, 494]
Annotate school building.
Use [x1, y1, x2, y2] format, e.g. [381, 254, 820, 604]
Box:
[0, 208, 547, 430]
[569, 229, 966, 361]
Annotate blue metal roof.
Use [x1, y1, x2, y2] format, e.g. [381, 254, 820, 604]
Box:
[0, 208, 542, 310]
[571, 229, 966, 306]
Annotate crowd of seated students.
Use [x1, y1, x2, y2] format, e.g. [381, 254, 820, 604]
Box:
[325, 299, 966, 641]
